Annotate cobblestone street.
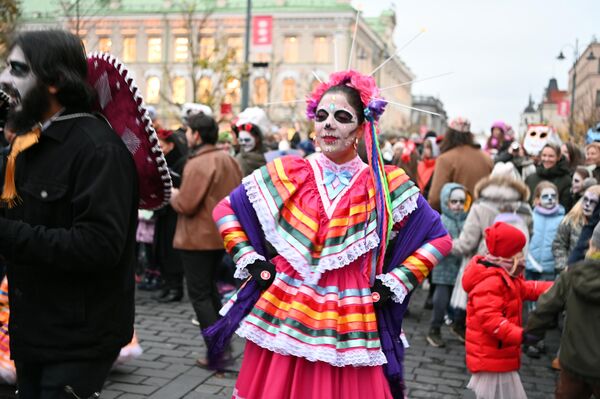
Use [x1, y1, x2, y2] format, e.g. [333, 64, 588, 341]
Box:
[91, 285, 560, 398]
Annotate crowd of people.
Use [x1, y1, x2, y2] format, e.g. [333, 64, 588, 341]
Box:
[0, 29, 599, 399]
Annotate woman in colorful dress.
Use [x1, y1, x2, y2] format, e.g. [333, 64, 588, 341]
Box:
[207, 70, 452, 399]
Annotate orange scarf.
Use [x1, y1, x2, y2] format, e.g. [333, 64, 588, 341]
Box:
[1, 126, 41, 208]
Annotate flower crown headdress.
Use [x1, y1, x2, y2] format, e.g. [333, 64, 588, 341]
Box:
[306, 69, 392, 283]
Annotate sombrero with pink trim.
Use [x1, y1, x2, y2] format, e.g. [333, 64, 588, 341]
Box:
[86, 52, 172, 210]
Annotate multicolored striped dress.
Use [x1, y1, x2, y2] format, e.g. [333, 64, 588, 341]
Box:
[213, 154, 451, 399]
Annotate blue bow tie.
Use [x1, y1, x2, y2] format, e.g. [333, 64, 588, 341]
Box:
[323, 169, 353, 186]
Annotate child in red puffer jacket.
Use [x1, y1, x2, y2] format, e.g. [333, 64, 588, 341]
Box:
[462, 222, 553, 399]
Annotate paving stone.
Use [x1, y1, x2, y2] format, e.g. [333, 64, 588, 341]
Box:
[106, 382, 158, 395]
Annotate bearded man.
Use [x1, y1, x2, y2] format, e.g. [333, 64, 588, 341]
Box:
[0, 30, 138, 398]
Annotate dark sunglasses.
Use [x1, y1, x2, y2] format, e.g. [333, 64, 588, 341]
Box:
[238, 138, 253, 144]
[315, 108, 355, 124]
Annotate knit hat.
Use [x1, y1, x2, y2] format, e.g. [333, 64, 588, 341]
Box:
[448, 117, 471, 133]
[485, 222, 526, 258]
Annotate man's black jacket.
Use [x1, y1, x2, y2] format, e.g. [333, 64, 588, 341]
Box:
[0, 112, 139, 362]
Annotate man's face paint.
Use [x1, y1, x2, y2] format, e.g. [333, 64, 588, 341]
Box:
[447, 188, 466, 213]
[314, 92, 359, 157]
[238, 130, 256, 152]
[0, 46, 50, 134]
[0, 46, 36, 113]
[582, 191, 599, 218]
[539, 187, 558, 209]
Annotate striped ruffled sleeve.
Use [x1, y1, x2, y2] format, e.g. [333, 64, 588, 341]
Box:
[377, 234, 452, 303]
[213, 196, 265, 279]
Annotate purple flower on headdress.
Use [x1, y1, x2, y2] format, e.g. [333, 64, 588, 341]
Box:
[368, 98, 387, 121]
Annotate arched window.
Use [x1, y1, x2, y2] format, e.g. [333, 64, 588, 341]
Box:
[196, 76, 213, 104]
[225, 77, 240, 105]
[171, 77, 186, 104]
[282, 78, 296, 102]
[146, 76, 160, 104]
[253, 77, 268, 105]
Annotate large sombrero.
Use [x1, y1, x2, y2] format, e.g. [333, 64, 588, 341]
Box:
[86, 52, 172, 210]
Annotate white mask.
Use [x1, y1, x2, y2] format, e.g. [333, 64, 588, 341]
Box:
[0, 46, 36, 113]
[238, 130, 256, 152]
[314, 93, 359, 157]
[539, 187, 558, 209]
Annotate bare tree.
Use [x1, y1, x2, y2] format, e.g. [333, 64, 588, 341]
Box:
[574, 86, 600, 143]
[57, 0, 108, 37]
[0, 0, 20, 60]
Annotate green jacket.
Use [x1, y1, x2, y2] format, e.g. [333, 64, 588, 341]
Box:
[526, 258, 600, 382]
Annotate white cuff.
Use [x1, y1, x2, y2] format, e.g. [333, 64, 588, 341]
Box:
[234, 252, 266, 279]
[376, 273, 408, 304]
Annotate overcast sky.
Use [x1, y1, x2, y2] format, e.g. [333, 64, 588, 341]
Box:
[355, 0, 600, 134]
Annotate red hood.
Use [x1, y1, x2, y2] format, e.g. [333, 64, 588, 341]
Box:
[462, 255, 510, 293]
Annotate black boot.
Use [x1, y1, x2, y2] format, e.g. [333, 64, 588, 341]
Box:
[157, 288, 183, 303]
[152, 287, 170, 300]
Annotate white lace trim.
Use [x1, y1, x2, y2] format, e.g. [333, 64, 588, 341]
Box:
[376, 273, 408, 304]
[392, 192, 419, 224]
[243, 175, 314, 281]
[236, 322, 387, 368]
[234, 251, 266, 279]
[310, 231, 380, 284]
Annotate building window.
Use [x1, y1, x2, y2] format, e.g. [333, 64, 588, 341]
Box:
[283, 36, 299, 63]
[122, 36, 136, 63]
[146, 77, 160, 104]
[174, 37, 189, 62]
[596, 90, 600, 107]
[227, 36, 243, 63]
[225, 77, 240, 105]
[282, 78, 296, 102]
[147, 37, 162, 63]
[98, 36, 112, 53]
[172, 77, 186, 104]
[253, 77, 268, 105]
[197, 76, 213, 104]
[199, 36, 215, 61]
[313, 36, 330, 63]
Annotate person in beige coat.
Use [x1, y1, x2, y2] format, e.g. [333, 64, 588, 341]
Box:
[452, 174, 533, 258]
[170, 113, 242, 360]
[428, 117, 493, 211]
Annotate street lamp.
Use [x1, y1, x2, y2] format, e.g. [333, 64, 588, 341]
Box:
[557, 39, 597, 136]
[240, 0, 252, 110]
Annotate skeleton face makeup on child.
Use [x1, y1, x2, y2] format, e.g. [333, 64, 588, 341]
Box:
[582, 191, 599, 217]
[447, 188, 466, 213]
[314, 92, 360, 156]
[238, 131, 256, 152]
[539, 187, 558, 209]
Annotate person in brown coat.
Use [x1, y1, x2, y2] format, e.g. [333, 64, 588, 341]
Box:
[170, 113, 242, 357]
[428, 117, 493, 211]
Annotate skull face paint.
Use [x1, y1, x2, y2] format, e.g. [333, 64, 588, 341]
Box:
[572, 173, 584, 194]
[314, 92, 359, 158]
[447, 188, 466, 213]
[0, 46, 36, 112]
[582, 191, 599, 218]
[238, 130, 256, 152]
[539, 187, 558, 209]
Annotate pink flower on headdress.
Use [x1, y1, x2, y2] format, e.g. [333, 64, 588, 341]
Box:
[306, 70, 384, 120]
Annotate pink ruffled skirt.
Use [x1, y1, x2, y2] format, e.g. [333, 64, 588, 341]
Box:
[232, 341, 393, 399]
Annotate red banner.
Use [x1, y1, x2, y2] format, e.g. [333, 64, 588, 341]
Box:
[557, 100, 570, 117]
[253, 16, 273, 53]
